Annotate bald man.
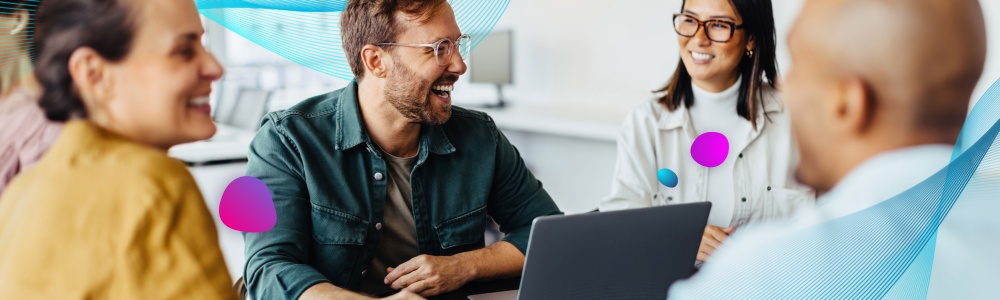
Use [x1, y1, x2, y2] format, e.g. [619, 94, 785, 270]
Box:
[667, 0, 998, 298]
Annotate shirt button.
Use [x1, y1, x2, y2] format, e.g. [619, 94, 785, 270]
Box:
[375, 222, 383, 230]
[738, 153, 744, 158]
[741, 197, 747, 202]
[667, 196, 673, 201]
[767, 186, 772, 191]
[374, 172, 384, 181]
[361, 270, 368, 276]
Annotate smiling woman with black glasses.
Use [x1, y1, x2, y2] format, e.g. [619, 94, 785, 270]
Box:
[600, 0, 814, 265]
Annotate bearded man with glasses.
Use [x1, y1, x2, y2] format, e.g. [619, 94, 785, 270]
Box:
[241, 0, 562, 299]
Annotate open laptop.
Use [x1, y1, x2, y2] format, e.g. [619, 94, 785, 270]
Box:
[469, 202, 711, 300]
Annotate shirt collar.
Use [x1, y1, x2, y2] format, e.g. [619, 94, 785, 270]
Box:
[335, 81, 366, 150]
[816, 144, 955, 214]
[335, 80, 456, 155]
[691, 76, 742, 105]
[44, 120, 138, 163]
[424, 124, 457, 155]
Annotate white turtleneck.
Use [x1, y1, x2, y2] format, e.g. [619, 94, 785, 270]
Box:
[688, 78, 751, 227]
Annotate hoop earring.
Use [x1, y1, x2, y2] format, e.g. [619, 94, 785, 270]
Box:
[10, 14, 26, 35]
[10, 23, 25, 35]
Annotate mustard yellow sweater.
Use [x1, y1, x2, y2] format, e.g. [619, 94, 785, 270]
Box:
[0, 121, 237, 299]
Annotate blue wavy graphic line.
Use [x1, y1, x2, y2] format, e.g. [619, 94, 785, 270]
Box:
[195, 0, 510, 80]
[955, 79, 1000, 160]
[195, 0, 347, 12]
[881, 78, 1000, 298]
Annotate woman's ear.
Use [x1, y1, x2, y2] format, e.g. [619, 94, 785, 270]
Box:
[746, 36, 756, 53]
[9, 9, 29, 35]
[67, 47, 114, 107]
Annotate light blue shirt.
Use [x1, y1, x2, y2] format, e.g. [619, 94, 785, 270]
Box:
[668, 144, 1000, 299]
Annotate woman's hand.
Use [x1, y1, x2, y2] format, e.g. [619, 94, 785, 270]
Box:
[697, 225, 736, 262]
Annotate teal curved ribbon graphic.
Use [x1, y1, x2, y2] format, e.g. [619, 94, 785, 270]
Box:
[196, 0, 510, 80]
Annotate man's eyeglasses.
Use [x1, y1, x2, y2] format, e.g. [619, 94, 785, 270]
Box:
[673, 14, 744, 43]
[377, 35, 472, 66]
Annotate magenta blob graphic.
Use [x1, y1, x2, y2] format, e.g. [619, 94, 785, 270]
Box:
[691, 132, 730, 168]
[220, 176, 277, 232]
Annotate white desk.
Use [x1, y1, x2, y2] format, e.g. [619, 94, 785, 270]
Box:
[476, 103, 627, 143]
[169, 124, 255, 165]
[169, 124, 255, 280]
[473, 103, 629, 214]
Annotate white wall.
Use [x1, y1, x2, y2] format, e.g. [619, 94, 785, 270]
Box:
[454, 0, 681, 112]
[453, 0, 1000, 112]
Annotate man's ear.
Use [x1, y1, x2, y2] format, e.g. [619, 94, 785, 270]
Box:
[67, 47, 114, 107]
[10, 9, 29, 35]
[835, 77, 876, 135]
[361, 45, 390, 79]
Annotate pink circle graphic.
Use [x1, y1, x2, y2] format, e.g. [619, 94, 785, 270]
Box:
[691, 132, 729, 168]
[220, 176, 277, 233]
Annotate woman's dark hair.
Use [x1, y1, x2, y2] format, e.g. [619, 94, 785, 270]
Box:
[655, 0, 779, 129]
[33, 0, 137, 121]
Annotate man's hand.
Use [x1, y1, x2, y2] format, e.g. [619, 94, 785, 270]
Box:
[384, 254, 475, 297]
[697, 225, 736, 261]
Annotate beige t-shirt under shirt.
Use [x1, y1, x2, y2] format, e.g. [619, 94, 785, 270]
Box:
[357, 151, 420, 295]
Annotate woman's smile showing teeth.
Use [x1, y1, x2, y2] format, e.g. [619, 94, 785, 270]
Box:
[691, 51, 715, 62]
[187, 96, 211, 114]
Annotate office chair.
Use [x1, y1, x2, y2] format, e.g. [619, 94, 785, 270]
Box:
[234, 276, 248, 300]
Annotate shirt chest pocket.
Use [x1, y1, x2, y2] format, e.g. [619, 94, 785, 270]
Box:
[767, 187, 816, 218]
[433, 206, 487, 254]
[311, 205, 368, 287]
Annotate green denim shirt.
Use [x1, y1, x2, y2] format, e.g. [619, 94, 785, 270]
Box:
[242, 81, 563, 299]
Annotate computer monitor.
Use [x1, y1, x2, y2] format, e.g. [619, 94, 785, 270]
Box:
[470, 30, 513, 107]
